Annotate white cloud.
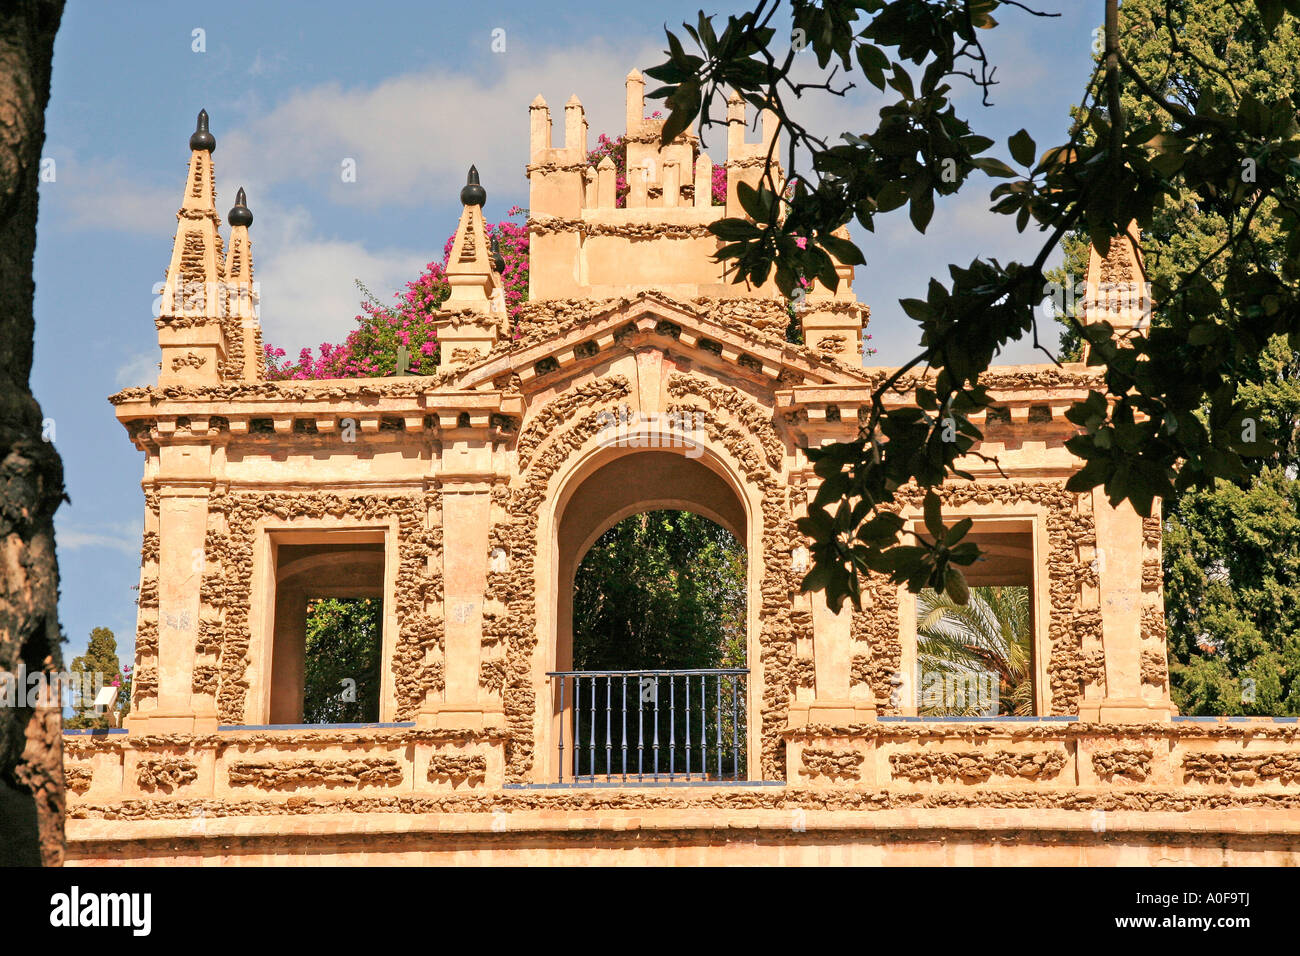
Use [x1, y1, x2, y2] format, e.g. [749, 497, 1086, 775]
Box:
[40, 157, 177, 234]
[218, 41, 664, 209]
[253, 202, 429, 352]
[56, 519, 142, 556]
[115, 350, 160, 388]
[210, 40, 676, 350]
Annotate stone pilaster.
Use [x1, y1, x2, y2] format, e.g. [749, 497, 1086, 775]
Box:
[419, 416, 503, 730]
[1078, 493, 1172, 722]
[128, 489, 217, 733]
[787, 469, 876, 727]
[1076, 224, 1170, 721]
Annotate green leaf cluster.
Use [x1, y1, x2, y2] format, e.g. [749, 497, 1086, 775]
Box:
[648, 0, 1300, 615]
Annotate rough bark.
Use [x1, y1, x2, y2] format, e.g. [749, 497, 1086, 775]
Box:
[0, 0, 66, 867]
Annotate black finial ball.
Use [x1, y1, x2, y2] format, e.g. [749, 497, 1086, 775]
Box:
[190, 109, 216, 152]
[460, 164, 486, 206]
[228, 187, 253, 228]
[491, 236, 505, 272]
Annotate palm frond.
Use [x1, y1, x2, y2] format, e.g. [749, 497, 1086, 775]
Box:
[916, 585, 1034, 716]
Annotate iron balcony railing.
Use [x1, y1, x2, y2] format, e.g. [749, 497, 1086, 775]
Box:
[547, 668, 749, 784]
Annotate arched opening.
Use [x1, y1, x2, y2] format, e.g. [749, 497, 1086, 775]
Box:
[546, 447, 757, 782]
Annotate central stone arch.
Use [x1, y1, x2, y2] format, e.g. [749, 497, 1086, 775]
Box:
[531, 428, 768, 783]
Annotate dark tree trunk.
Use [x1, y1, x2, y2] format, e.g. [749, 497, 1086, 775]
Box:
[0, 0, 65, 867]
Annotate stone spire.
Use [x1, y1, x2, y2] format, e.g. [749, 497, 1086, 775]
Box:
[565, 93, 587, 155]
[444, 166, 495, 313]
[529, 94, 552, 153]
[224, 187, 262, 380]
[436, 167, 503, 370]
[801, 225, 867, 363]
[157, 109, 228, 386]
[1082, 222, 1150, 341]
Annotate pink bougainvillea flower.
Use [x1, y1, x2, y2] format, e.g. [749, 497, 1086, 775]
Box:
[265, 211, 529, 381]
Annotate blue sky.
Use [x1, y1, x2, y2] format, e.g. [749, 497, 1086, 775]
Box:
[33, 0, 1102, 665]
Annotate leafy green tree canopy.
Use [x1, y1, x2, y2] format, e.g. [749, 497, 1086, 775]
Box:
[302, 598, 382, 723]
[573, 511, 746, 671]
[1044, 0, 1300, 716]
[917, 585, 1033, 716]
[648, 0, 1300, 612]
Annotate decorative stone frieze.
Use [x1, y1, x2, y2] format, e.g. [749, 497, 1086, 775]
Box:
[228, 758, 405, 790]
[800, 747, 866, 782]
[427, 754, 487, 784]
[1182, 752, 1300, 786]
[889, 750, 1068, 784]
[137, 756, 199, 793]
[1091, 748, 1153, 782]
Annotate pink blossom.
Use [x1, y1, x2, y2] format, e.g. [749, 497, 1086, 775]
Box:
[266, 211, 529, 380]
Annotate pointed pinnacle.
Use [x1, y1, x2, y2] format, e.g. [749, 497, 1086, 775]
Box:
[530, 94, 548, 109]
[190, 109, 216, 152]
[460, 165, 486, 206]
[228, 186, 253, 228]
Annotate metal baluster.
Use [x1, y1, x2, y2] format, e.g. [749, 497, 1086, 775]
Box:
[588, 676, 596, 781]
[714, 674, 722, 781]
[652, 675, 660, 779]
[732, 674, 740, 781]
[701, 674, 708, 781]
[558, 675, 566, 783]
[541, 672, 760, 784]
[669, 675, 676, 780]
[684, 674, 691, 780]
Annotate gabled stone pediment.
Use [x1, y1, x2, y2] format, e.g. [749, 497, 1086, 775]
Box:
[449, 291, 872, 396]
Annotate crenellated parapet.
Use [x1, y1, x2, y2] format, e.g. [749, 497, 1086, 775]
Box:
[527, 71, 795, 304]
[525, 70, 867, 358]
